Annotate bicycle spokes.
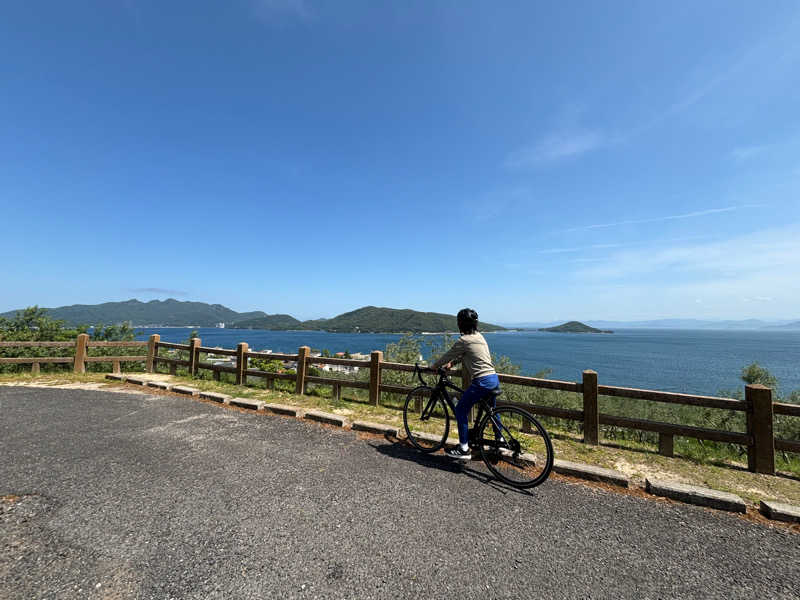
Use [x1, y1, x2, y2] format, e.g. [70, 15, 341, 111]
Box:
[478, 406, 554, 488]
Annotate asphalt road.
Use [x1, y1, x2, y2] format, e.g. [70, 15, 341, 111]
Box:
[1, 386, 798, 599]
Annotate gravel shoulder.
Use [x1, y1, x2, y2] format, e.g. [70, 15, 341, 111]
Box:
[1, 386, 798, 599]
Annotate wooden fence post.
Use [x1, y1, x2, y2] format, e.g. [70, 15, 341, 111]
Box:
[746, 384, 775, 475]
[188, 337, 201, 376]
[73, 333, 89, 374]
[369, 350, 383, 406]
[146, 334, 160, 373]
[582, 370, 599, 445]
[658, 433, 674, 457]
[295, 346, 310, 394]
[31, 362, 40, 375]
[235, 342, 249, 385]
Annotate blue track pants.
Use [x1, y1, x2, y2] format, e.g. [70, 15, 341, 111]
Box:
[455, 373, 500, 445]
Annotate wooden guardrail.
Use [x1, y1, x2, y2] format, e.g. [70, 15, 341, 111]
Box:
[144, 334, 800, 476]
[0, 334, 148, 374]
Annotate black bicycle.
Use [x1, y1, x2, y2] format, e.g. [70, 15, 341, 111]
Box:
[402, 364, 554, 488]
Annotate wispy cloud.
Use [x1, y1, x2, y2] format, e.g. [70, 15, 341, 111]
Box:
[565, 224, 800, 318]
[562, 205, 765, 233]
[506, 130, 604, 168]
[574, 224, 800, 282]
[731, 145, 770, 161]
[508, 18, 800, 169]
[129, 288, 189, 296]
[539, 243, 623, 254]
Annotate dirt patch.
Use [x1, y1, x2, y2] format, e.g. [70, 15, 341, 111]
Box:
[612, 457, 687, 484]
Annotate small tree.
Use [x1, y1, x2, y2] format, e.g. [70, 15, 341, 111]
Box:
[741, 363, 779, 393]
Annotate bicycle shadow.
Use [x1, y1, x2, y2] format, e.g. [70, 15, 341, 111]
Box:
[369, 436, 537, 498]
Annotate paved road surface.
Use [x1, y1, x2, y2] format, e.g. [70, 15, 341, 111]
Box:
[1, 386, 798, 599]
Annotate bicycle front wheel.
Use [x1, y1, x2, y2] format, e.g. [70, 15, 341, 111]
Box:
[477, 405, 553, 488]
[403, 386, 450, 453]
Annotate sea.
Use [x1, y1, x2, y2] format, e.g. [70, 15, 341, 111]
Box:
[135, 328, 800, 398]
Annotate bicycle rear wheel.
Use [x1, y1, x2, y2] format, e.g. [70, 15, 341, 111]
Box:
[403, 386, 450, 453]
[477, 405, 553, 488]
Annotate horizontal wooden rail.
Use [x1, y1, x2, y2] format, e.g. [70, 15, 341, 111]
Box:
[0, 357, 73, 364]
[598, 385, 745, 411]
[0, 341, 74, 347]
[380, 361, 461, 377]
[305, 375, 370, 389]
[247, 351, 298, 361]
[87, 341, 148, 348]
[599, 413, 750, 445]
[776, 439, 800, 453]
[379, 383, 418, 395]
[84, 355, 147, 363]
[499, 373, 582, 392]
[155, 342, 190, 351]
[505, 401, 584, 421]
[773, 402, 800, 417]
[307, 356, 371, 367]
[197, 362, 237, 374]
[246, 369, 297, 381]
[197, 346, 238, 356]
[155, 357, 191, 366]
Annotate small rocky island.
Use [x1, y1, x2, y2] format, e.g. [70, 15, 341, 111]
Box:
[538, 321, 613, 334]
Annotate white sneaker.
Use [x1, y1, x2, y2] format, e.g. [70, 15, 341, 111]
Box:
[445, 446, 472, 461]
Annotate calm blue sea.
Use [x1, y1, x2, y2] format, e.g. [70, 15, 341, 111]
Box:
[135, 328, 800, 397]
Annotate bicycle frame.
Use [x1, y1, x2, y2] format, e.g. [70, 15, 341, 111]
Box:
[413, 365, 521, 453]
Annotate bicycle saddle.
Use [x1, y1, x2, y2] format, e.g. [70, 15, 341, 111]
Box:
[488, 387, 503, 398]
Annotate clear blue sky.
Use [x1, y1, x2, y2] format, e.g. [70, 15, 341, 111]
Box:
[2, 1, 799, 322]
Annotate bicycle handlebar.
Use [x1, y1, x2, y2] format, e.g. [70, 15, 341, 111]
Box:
[414, 362, 446, 386]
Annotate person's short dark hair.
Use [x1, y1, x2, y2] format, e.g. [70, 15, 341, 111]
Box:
[457, 308, 479, 334]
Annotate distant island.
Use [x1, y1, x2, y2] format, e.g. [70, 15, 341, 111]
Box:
[538, 321, 613, 334]
[0, 300, 505, 334]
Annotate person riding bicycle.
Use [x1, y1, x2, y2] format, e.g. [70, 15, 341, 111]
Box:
[429, 308, 500, 460]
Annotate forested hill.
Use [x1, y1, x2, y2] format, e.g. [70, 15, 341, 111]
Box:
[294, 306, 505, 333]
[1, 301, 505, 333]
[0, 299, 267, 327]
[538, 321, 613, 334]
[226, 314, 303, 330]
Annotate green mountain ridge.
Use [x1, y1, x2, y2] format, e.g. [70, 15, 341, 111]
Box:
[0, 301, 505, 333]
[230, 314, 303, 330]
[0, 299, 266, 328]
[538, 321, 613, 334]
[231, 306, 506, 333]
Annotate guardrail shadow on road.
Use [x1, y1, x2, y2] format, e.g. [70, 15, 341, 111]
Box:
[369, 440, 537, 497]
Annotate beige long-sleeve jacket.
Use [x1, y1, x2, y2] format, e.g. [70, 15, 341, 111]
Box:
[430, 332, 496, 380]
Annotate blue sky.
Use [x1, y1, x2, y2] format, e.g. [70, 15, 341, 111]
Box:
[2, 1, 799, 322]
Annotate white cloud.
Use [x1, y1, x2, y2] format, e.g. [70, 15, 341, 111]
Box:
[506, 130, 604, 168]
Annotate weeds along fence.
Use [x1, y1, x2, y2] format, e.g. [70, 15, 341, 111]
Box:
[0, 334, 148, 374]
[145, 334, 800, 476]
